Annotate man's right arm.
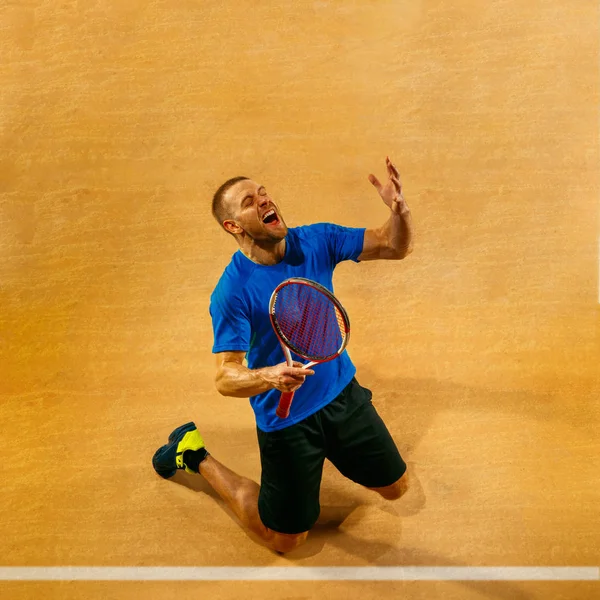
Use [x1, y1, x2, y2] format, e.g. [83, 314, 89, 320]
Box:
[215, 351, 315, 397]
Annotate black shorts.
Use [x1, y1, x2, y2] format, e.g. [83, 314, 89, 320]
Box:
[256, 377, 406, 535]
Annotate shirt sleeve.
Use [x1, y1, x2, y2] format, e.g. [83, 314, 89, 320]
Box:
[320, 223, 366, 265]
[210, 286, 251, 354]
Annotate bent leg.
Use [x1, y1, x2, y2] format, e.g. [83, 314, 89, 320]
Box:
[367, 469, 409, 500]
[198, 455, 308, 553]
[325, 379, 408, 493]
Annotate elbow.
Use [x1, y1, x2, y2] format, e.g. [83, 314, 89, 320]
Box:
[401, 244, 414, 259]
[391, 243, 413, 260]
[214, 370, 228, 396]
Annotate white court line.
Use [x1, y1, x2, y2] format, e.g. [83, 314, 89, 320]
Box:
[0, 567, 598, 581]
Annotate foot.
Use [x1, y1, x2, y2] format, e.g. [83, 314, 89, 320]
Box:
[152, 422, 208, 479]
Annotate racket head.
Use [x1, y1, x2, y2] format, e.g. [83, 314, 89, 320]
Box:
[269, 277, 350, 363]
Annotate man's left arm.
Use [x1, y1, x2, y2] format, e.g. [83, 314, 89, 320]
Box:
[357, 156, 413, 261]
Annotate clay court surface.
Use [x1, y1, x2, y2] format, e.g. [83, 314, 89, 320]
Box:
[1, 1, 599, 598]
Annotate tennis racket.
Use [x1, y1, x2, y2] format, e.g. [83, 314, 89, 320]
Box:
[269, 277, 351, 419]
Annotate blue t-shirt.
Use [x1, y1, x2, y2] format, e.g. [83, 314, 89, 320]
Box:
[210, 223, 365, 432]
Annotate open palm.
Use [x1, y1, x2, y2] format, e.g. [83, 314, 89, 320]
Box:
[368, 156, 407, 214]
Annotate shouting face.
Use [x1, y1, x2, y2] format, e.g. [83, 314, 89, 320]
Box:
[222, 179, 288, 242]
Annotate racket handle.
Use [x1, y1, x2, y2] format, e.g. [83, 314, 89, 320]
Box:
[276, 391, 295, 419]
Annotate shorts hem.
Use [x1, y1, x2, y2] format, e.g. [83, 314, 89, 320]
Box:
[257, 501, 317, 535]
[345, 461, 407, 489]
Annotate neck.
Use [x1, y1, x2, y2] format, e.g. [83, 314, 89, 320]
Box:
[239, 237, 286, 266]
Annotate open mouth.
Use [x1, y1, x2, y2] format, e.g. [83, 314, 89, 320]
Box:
[262, 208, 280, 226]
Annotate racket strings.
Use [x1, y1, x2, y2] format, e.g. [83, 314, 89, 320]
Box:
[273, 284, 347, 360]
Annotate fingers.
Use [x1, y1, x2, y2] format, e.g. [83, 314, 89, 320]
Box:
[390, 174, 403, 195]
[283, 362, 315, 376]
[373, 158, 401, 196]
[278, 366, 315, 393]
[286, 367, 315, 378]
[386, 156, 400, 179]
[368, 174, 382, 192]
[267, 363, 317, 393]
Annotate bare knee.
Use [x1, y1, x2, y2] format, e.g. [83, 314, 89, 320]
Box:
[270, 530, 309, 554]
[368, 471, 409, 501]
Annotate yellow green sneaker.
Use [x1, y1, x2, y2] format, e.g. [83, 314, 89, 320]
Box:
[152, 422, 208, 479]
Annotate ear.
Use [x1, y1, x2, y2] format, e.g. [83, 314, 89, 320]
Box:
[223, 219, 243, 235]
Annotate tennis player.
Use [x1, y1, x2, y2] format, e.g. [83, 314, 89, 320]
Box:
[153, 157, 413, 554]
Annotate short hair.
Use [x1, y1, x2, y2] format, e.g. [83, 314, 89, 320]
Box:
[212, 176, 249, 231]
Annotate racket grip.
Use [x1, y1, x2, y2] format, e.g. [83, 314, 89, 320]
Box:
[276, 391, 295, 419]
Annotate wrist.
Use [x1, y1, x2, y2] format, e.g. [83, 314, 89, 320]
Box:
[256, 366, 275, 389]
[391, 201, 410, 216]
